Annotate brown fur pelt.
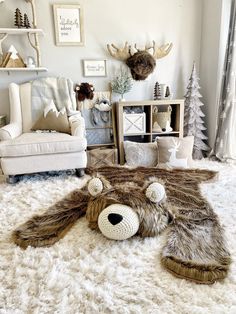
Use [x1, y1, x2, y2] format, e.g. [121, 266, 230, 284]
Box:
[126, 51, 156, 80]
[12, 166, 231, 284]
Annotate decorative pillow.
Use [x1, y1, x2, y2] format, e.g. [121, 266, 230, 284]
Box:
[32, 101, 71, 134]
[124, 141, 158, 167]
[156, 136, 194, 168]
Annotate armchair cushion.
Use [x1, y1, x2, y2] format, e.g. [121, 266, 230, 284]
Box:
[0, 133, 87, 157]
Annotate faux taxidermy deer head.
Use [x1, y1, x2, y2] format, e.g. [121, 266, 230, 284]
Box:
[107, 41, 173, 80]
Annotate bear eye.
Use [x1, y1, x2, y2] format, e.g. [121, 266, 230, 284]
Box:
[88, 178, 103, 196]
[145, 182, 166, 203]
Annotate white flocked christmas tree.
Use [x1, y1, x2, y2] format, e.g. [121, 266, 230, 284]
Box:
[184, 62, 209, 159]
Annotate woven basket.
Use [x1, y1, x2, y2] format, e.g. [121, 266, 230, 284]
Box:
[152, 106, 172, 132]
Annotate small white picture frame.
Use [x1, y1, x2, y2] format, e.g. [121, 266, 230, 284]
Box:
[53, 4, 84, 46]
[83, 60, 107, 77]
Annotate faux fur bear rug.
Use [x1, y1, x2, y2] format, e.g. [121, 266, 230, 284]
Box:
[13, 166, 231, 284]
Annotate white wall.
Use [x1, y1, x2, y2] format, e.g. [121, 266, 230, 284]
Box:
[199, 0, 231, 148]
[0, 0, 202, 121]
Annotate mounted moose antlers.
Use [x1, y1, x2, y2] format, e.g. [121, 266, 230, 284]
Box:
[107, 41, 131, 61]
[107, 41, 173, 80]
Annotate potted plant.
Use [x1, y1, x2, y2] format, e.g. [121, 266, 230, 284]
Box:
[111, 67, 133, 101]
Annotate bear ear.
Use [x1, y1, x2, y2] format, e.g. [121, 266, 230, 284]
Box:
[87, 174, 112, 196]
[145, 182, 166, 203]
[88, 178, 103, 196]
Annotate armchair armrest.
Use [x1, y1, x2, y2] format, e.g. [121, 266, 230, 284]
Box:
[0, 83, 23, 141]
[0, 122, 22, 141]
[69, 115, 86, 138]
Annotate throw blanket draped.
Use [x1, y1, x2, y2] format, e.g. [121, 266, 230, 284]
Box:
[31, 77, 76, 122]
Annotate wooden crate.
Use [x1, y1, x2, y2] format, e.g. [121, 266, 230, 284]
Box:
[87, 147, 118, 167]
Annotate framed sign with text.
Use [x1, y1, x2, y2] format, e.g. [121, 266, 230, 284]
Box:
[83, 60, 107, 77]
[53, 4, 84, 46]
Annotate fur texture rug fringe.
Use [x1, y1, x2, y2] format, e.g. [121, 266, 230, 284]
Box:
[13, 166, 231, 284]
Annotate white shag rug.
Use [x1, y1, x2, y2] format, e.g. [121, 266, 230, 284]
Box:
[0, 160, 236, 314]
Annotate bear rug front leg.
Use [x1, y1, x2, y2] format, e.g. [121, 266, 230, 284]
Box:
[12, 190, 89, 249]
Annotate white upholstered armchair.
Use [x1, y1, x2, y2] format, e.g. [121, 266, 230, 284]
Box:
[0, 81, 87, 183]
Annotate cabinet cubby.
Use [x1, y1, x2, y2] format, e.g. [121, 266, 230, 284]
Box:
[116, 99, 184, 164]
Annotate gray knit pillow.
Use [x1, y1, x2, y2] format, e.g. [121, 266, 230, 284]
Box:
[124, 141, 158, 167]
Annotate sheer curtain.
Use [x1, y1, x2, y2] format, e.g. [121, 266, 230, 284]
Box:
[213, 1, 236, 162]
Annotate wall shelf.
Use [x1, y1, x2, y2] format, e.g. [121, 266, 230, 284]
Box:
[0, 1, 46, 72]
[0, 67, 47, 71]
[0, 67, 48, 74]
[0, 28, 44, 35]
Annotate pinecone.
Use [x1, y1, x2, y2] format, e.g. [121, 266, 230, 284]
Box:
[14, 8, 23, 28]
[23, 13, 31, 29]
[154, 82, 161, 100]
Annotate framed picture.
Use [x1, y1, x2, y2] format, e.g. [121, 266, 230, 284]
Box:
[53, 4, 84, 46]
[83, 59, 107, 77]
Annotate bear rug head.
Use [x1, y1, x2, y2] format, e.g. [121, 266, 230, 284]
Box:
[13, 174, 172, 245]
[12, 166, 231, 285]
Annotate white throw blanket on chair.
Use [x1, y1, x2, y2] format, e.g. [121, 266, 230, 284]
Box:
[31, 77, 76, 122]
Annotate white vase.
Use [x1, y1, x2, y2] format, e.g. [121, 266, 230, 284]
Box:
[159, 84, 171, 99]
[119, 97, 126, 102]
[159, 84, 167, 99]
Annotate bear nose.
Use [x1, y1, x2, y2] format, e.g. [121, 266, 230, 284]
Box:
[108, 213, 123, 225]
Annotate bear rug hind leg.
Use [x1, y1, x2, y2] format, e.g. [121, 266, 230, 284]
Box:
[12, 166, 231, 284]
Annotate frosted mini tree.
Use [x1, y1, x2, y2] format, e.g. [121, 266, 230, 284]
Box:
[184, 62, 209, 159]
[111, 67, 133, 101]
